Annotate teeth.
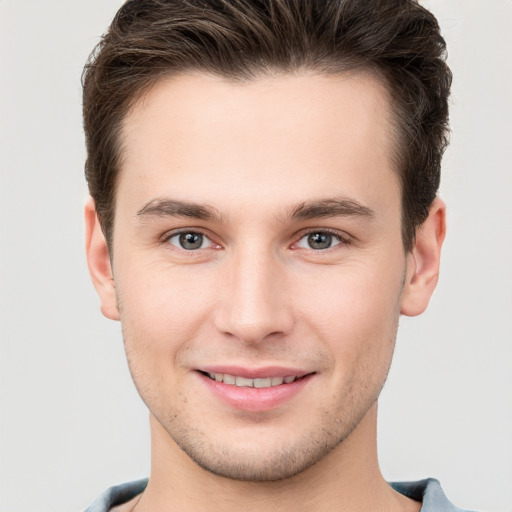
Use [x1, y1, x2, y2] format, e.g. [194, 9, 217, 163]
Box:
[223, 374, 236, 385]
[205, 372, 298, 387]
[254, 377, 272, 388]
[235, 376, 254, 387]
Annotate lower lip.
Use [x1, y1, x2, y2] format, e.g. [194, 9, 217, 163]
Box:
[199, 373, 314, 412]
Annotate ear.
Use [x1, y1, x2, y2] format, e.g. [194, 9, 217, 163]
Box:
[400, 198, 446, 317]
[84, 197, 120, 321]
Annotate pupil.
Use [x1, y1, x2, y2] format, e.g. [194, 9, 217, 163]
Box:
[308, 232, 332, 250]
[179, 232, 202, 250]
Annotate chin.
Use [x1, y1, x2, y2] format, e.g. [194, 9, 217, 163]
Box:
[182, 441, 335, 482]
[160, 405, 366, 482]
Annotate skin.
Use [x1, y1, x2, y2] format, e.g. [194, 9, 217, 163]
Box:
[86, 71, 445, 511]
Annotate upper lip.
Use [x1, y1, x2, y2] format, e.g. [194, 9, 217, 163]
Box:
[197, 365, 312, 379]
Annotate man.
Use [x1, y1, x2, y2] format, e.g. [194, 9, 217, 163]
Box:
[82, 0, 465, 510]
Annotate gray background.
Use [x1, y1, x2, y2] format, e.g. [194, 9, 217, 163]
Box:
[1, 1, 511, 510]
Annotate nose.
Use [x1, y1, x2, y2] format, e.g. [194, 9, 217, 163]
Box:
[213, 247, 294, 344]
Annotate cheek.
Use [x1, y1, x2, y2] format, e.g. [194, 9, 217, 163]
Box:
[114, 259, 218, 357]
[297, 258, 404, 364]
[115, 265, 216, 408]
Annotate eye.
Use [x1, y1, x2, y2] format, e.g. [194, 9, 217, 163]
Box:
[295, 231, 343, 250]
[167, 231, 214, 250]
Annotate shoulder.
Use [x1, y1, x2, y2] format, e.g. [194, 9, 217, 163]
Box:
[83, 479, 148, 512]
[390, 478, 478, 512]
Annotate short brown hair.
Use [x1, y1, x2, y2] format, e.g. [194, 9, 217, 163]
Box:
[82, 0, 451, 251]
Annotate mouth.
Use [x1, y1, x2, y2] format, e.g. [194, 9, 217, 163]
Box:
[196, 368, 315, 412]
[198, 371, 308, 388]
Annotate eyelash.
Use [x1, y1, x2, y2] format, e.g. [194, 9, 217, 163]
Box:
[161, 228, 218, 251]
[293, 228, 351, 251]
[161, 227, 351, 252]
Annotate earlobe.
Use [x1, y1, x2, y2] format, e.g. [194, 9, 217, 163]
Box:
[84, 197, 120, 321]
[400, 198, 446, 317]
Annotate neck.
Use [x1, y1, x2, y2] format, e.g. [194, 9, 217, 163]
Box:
[133, 404, 419, 512]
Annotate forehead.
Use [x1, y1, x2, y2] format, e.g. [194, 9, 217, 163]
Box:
[117, 71, 400, 217]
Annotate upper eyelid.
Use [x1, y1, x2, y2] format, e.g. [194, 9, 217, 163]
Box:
[160, 227, 214, 243]
[293, 227, 351, 242]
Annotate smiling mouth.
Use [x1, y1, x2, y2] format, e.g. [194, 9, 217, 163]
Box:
[199, 371, 311, 388]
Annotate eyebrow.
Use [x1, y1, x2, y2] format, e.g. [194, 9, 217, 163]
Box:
[136, 199, 221, 221]
[289, 198, 375, 221]
[136, 197, 375, 223]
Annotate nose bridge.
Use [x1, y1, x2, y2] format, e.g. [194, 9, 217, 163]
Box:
[214, 240, 293, 343]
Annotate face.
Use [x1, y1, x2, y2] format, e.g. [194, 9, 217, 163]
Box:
[87, 71, 443, 481]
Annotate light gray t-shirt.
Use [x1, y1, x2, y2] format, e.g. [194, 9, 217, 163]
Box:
[84, 477, 475, 511]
